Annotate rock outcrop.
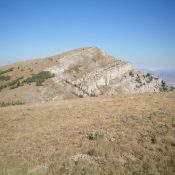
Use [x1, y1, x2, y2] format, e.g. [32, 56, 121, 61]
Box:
[46, 47, 169, 98]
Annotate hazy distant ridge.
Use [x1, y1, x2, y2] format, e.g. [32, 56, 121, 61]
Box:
[137, 68, 175, 86]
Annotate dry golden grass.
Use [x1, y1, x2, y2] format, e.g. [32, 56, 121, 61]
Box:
[0, 92, 175, 175]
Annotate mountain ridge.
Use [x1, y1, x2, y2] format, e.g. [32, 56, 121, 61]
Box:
[0, 47, 172, 104]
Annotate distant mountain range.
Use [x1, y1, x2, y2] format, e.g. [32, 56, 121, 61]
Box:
[137, 68, 175, 86]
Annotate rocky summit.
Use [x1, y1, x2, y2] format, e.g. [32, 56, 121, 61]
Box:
[0, 47, 171, 104]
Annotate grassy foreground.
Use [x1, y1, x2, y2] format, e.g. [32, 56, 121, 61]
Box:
[0, 92, 175, 175]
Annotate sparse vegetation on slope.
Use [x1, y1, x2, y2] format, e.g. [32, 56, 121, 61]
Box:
[8, 77, 23, 88]
[0, 71, 54, 92]
[0, 101, 24, 107]
[0, 75, 10, 81]
[22, 71, 55, 86]
[0, 77, 23, 91]
[0, 93, 174, 175]
[0, 84, 7, 91]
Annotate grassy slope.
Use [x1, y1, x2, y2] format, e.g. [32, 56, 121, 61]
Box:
[0, 92, 175, 175]
[0, 53, 62, 104]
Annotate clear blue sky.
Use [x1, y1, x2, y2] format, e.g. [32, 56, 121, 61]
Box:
[0, 0, 175, 68]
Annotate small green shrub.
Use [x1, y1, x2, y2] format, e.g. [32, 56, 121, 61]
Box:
[78, 94, 83, 98]
[0, 84, 7, 91]
[87, 149, 97, 156]
[0, 67, 14, 75]
[136, 77, 142, 84]
[146, 73, 151, 77]
[87, 129, 105, 140]
[0, 75, 10, 81]
[0, 101, 24, 107]
[36, 79, 43, 86]
[161, 80, 166, 86]
[129, 71, 134, 77]
[149, 76, 153, 81]
[8, 77, 23, 87]
[145, 73, 154, 83]
[160, 80, 168, 91]
[10, 81, 21, 89]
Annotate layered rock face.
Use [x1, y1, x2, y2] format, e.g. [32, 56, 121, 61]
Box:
[0, 46, 171, 104]
[46, 47, 168, 98]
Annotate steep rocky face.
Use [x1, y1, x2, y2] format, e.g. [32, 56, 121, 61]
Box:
[46, 47, 169, 98]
